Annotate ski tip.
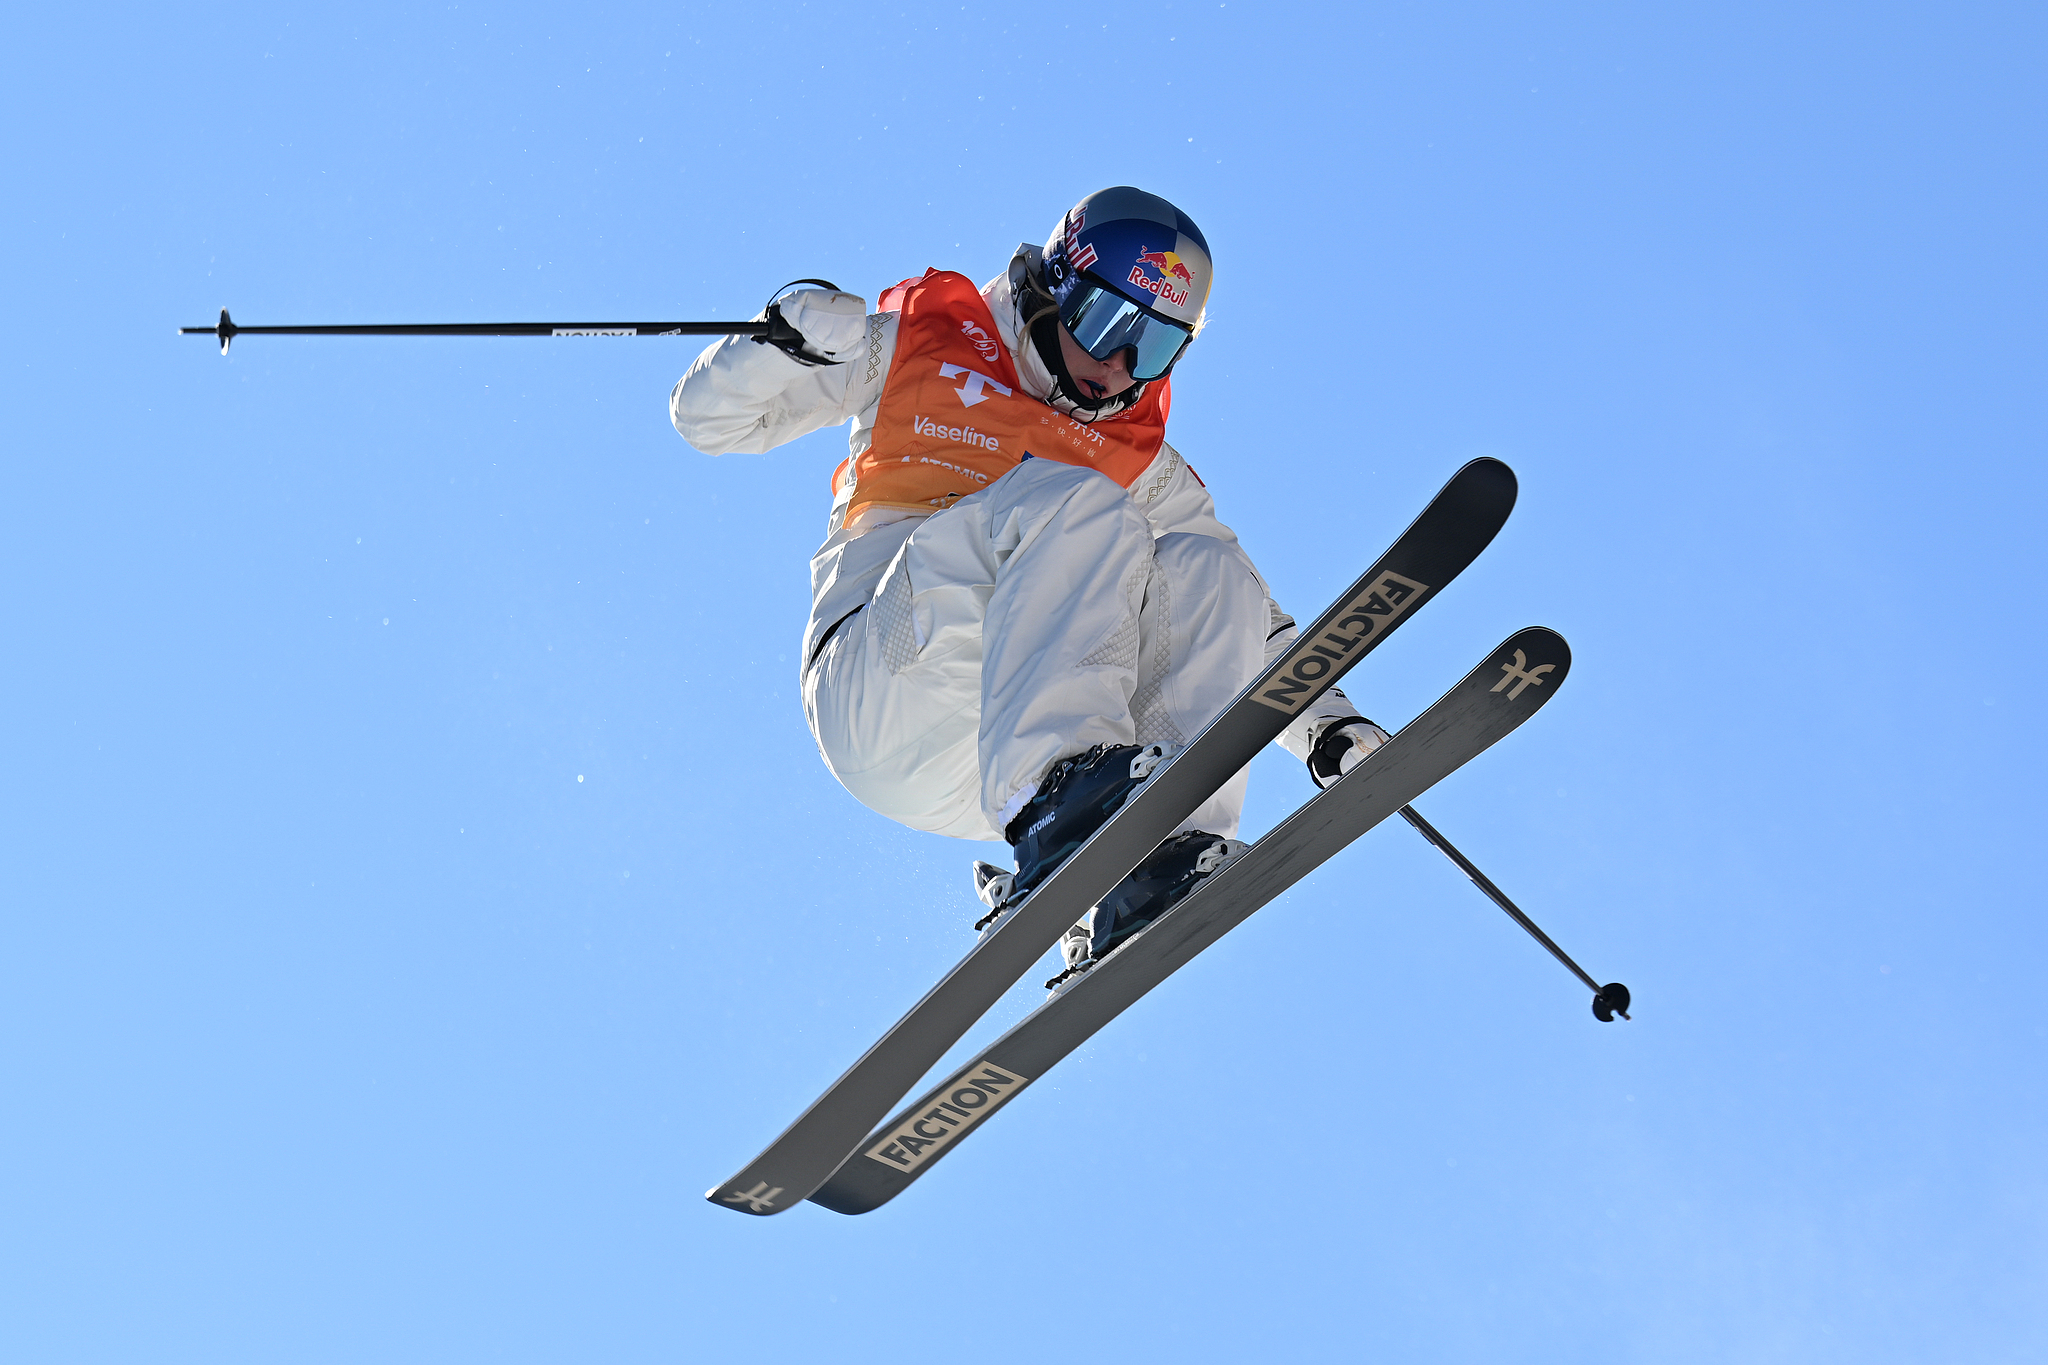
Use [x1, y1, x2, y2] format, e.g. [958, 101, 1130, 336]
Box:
[1452, 454, 1518, 500]
[1592, 982, 1631, 1022]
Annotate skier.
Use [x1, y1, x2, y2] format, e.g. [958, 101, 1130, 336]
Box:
[671, 187, 1388, 984]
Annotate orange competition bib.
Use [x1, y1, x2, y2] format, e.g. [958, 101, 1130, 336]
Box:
[831, 270, 1171, 524]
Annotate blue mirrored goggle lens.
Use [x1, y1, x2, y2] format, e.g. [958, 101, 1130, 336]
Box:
[1059, 281, 1193, 381]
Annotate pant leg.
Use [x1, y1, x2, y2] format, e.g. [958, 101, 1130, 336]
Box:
[1133, 530, 1271, 840]
[802, 532, 992, 837]
[804, 460, 1266, 843]
[961, 459, 1158, 829]
[805, 458, 1158, 840]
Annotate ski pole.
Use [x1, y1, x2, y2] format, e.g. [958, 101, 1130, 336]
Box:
[178, 280, 843, 355]
[179, 307, 768, 355]
[1399, 803, 1631, 1021]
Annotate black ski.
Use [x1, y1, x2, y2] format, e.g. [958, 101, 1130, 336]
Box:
[707, 459, 1518, 1217]
[810, 627, 1571, 1215]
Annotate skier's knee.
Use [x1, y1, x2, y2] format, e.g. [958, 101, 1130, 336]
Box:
[1154, 532, 1259, 595]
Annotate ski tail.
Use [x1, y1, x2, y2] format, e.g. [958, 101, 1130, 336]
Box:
[810, 626, 1572, 1215]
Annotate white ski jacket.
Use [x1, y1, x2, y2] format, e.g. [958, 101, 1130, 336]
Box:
[670, 247, 1366, 763]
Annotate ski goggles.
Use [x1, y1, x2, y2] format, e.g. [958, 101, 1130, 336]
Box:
[1059, 277, 1195, 382]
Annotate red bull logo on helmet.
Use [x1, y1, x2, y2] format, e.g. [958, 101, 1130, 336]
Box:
[1129, 246, 1194, 308]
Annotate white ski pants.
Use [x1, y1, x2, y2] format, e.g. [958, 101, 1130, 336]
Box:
[803, 458, 1269, 844]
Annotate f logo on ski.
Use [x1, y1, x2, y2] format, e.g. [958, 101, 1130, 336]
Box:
[1253, 571, 1429, 715]
[862, 1061, 1030, 1174]
[720, 1181, 785, 1213]
[1491, 648, 1555, 700]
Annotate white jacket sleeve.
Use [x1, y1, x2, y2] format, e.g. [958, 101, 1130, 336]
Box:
[1135, 441, 1372, 761]
[669, 303, 897, 456]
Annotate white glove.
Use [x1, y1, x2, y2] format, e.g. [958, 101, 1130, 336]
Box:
[772, 288, 868, 362]
[1307, 718, 1391, 790]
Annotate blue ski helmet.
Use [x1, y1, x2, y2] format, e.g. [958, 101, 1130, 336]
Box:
[1041, 187, 1212, 383]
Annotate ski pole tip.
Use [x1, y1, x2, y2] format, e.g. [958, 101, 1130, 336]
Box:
[1592, 982, 1631, 1023]
[177, 308, 237, 353]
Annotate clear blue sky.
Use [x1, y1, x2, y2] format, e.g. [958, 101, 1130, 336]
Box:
[4, 2, 2043, 1361]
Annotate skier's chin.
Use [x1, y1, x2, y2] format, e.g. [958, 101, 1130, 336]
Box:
[1057, 376, 1140, 417]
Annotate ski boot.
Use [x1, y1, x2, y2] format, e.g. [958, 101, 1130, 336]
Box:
[970, 742, 1173, 935]
[1044, 829, 1249, 993]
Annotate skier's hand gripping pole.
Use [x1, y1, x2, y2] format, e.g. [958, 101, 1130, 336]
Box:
[1398, 804, 1631, 1021]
